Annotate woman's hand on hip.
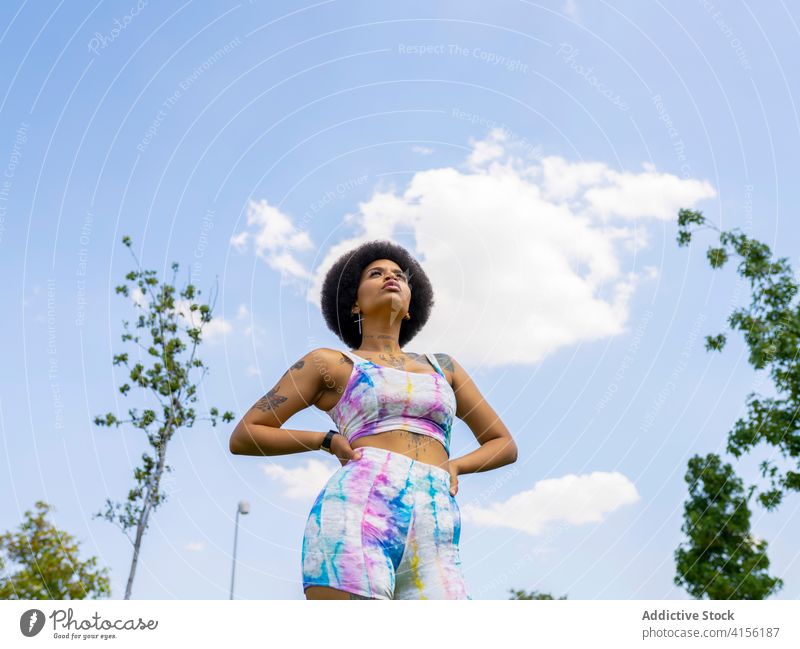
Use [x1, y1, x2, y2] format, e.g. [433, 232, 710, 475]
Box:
[330, 433, 363, 467]
[446, 459, 461, 496]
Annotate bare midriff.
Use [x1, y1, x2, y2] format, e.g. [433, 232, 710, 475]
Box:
[350, 429, 449, 470]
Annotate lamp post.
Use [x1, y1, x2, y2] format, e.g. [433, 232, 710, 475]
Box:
[230, 500, 250, 600]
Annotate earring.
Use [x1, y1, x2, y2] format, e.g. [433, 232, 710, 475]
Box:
[404, 313, 411, 320]
[353, 309, 364, 335]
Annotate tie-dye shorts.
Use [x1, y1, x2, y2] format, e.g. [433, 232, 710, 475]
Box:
[301, 445, 471, 599]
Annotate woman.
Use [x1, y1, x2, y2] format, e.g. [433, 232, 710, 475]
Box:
[229, 240, 518, 599]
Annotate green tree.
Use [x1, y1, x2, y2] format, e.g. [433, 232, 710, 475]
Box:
[93, 236, 234, 599]
[0, 501, 111, 599]
[674, 454, 782, 599]
[677, 209, 800, 510]
[673, 208, 797, 599]
[508, 588, 567, 599]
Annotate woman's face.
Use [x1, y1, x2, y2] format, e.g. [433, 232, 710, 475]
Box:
[354, 258, 411, 316]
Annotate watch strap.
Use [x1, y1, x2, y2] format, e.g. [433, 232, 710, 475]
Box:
[320, 429, 339, 453]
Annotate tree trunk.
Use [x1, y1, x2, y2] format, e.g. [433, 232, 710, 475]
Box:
[124, 438, 169, 599]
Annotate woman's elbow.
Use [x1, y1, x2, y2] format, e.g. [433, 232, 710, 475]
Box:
[229, 432, 241, 455]
[229, 421, 250, 455]
[507, 438, 519, 464]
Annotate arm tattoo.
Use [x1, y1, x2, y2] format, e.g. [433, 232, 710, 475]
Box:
[253, 359, 307, 412]
[275, 359, 305, 382]
[254, 385, 287, 412]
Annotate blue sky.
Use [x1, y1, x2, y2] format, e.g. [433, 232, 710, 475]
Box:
[2, 0, 799, 600]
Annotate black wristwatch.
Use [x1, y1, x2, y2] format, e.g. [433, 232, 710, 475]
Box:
[320, 429, 340, 454]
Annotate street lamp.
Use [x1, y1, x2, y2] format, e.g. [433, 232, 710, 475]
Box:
[230, 499, 250, 600]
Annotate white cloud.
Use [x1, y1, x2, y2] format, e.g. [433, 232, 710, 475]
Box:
[261, 458, 338, 500]
[412, 145, 434, 155]
[563, 0, 579, 19]
[199, 318, 232, 343]
[540, 156, 610, 201]
[537, 156, 716, 219]
[128, 290, 232, 344]
[242, 321, 268, 349]
[643, 265, 660, 280]
[306, 131, 716, 365]
[230, 230, 249, 251]
[584, 167, 716, 220]
[462, 471, 640, 536]
[235, 302, 268, 348]
[184, 542, 204, 552]
[467, 126, 508, 169]
[131, 286, 147, 307]
[174, 299, 232, 344]
[230, 199, 314, 281]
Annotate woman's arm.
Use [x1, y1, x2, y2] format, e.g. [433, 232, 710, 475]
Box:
[229, 348, 330, 456]
[443, 354, 518, 475]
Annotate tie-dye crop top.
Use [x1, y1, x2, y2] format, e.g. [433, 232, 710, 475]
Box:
[326, 350, 457, 457]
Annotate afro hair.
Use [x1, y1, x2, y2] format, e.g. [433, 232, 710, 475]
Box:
[320, 239, 435, 350]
